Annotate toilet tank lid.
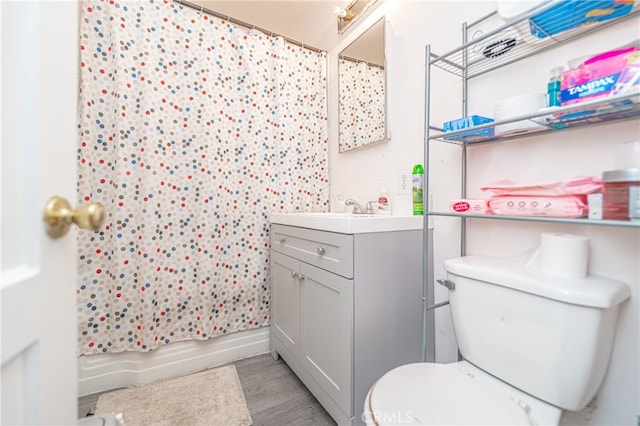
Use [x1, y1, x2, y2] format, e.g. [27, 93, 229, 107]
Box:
[444, 256, 630, 308]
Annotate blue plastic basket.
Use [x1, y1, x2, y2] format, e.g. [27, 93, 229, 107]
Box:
[530, 0, 634, 39]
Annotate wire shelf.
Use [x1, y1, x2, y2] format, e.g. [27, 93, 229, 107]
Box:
[430, 0, 640, 79]
[426, 211, 640, 228]
[429, 92, 640, 144]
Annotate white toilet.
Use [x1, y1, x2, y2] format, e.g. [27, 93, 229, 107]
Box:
[364, 255, 630, 425]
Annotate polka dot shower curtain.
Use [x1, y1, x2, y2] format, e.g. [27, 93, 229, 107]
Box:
[338, 59, 385, 150]
[77, 0, 328, 355]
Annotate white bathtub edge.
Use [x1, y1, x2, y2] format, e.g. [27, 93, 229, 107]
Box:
[78, 327, 271, 396]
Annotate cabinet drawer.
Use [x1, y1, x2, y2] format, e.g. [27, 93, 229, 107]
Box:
[271, 224, 354, 278]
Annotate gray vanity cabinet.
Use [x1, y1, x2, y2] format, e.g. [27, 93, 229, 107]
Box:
[270, 223, 423, 426]
[270, 225, 354, 423]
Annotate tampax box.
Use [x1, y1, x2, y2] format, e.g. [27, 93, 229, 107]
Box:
[561, 48, 640, 105]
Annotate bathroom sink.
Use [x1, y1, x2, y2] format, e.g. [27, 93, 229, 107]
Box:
[269, 212, 423, 233]
[288, 212, 376, 218]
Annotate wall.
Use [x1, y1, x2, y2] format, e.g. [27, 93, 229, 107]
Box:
[196, 1, 341, 52]
[324, 1, 639, 425]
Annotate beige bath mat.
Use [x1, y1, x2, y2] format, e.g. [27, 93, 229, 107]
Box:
[95, 364, 253, 426]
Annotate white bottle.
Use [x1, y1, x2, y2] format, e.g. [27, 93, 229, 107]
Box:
[377, 182, 392, 215]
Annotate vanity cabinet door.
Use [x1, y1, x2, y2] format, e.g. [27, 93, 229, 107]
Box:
[271, 251, 301, 358]
[300, 262, 354, 416]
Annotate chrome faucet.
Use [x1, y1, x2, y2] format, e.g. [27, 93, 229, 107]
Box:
[345, 198, 375, 214]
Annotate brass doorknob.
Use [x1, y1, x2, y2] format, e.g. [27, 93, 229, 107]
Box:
[43, 196, 105, 238]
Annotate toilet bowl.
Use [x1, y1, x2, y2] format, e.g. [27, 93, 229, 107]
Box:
[364, 255, 629, 426]
[364, 361, 561, 425]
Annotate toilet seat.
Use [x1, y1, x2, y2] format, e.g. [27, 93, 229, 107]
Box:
[365, 362, 560, 425]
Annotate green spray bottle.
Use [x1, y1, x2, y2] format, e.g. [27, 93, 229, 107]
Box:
[412, 164, 424, 215]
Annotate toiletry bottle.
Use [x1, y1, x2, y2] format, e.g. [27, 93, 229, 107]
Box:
[377, 182, 392, 215]
[547, 66, 563, 107]
[412, 164, 424, 215]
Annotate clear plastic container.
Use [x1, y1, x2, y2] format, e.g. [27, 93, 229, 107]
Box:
[547, 66, 563, 107]
[602, 168, 640, 220]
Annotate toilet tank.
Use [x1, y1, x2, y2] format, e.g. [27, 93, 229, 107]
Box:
[443, 256, 630, 412]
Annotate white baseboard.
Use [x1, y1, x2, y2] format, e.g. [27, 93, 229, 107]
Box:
[78, 327, 271, 396]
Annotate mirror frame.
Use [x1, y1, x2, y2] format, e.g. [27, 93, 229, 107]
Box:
[338, 17, 387, 153]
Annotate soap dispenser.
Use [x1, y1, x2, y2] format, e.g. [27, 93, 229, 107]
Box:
[377, 182, 392, 215]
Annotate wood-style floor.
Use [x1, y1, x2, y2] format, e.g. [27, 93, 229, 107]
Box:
[78, 353, 337, 426]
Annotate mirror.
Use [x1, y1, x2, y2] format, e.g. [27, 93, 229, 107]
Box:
[338, 17, 387, 153]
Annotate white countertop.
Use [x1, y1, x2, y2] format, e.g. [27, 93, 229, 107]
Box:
[269, 212, 425, 234]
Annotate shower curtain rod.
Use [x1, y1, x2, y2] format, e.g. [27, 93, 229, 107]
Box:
[339, 54, 384, 69]
[173, 0, 324, 53]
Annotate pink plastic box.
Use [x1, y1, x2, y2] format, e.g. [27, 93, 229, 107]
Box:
[561, 48, 639, 105]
